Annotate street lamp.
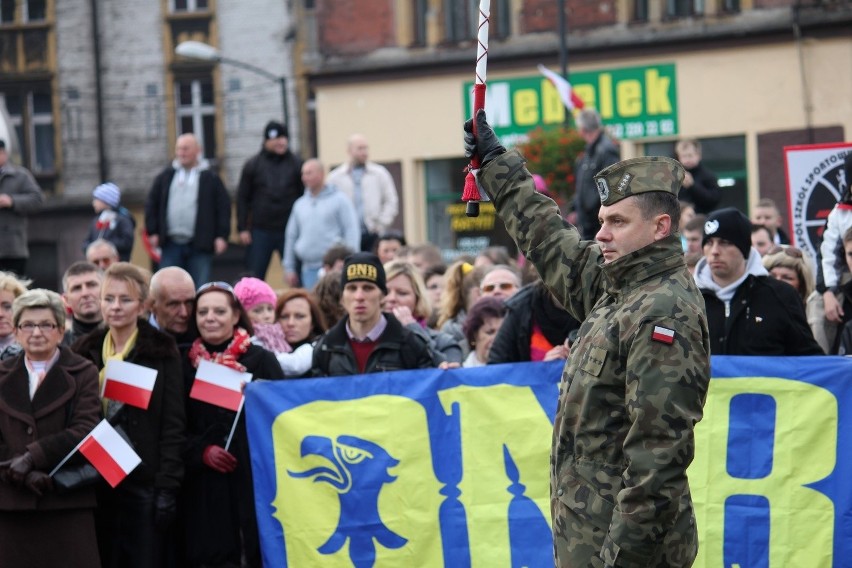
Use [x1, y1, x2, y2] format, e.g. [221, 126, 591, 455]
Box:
[175, 40, 289, 132]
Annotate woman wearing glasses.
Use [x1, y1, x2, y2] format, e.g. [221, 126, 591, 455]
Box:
[0, 289, 101, 567]
[183, 281, 283, 568]
[0, 271, 30, 361]
[73, 262, 186, 568]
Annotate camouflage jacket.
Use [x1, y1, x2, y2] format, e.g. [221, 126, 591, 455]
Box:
[479, 150, 711, 568]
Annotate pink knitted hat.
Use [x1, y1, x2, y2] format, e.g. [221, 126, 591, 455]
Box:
[233, 277, 277, 311]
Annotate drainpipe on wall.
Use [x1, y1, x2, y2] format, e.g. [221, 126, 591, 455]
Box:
[90, 0, 107, 181]
[792, 1, 815, 145]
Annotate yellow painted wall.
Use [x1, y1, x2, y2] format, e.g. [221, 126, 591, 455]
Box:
[315, 37, 852, 243]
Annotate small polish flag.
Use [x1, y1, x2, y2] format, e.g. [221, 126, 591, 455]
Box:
[79, 420, 141, 488]
[538, 64, 586, 110]
[190, 360, 253, 412]
[102, 360, 158, 410]
[652, 325, 676, 345]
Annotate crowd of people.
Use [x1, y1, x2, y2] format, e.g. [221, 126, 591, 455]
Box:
[0, 112, 849, 567]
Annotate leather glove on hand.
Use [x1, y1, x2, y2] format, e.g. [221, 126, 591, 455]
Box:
[23, 471, 53, 497]
[463, 109, 507, 168]
[0, 452, 34, 486]
[202, 445, 237, 474]
[154, 489, 178, 530]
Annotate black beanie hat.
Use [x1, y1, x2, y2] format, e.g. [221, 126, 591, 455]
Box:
[341, 253, 387, 294]
[702, 207, 752, 259]
[264, 121, 288, 140]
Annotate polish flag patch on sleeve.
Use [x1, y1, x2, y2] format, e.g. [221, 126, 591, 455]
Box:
[651, 325, 675, 345]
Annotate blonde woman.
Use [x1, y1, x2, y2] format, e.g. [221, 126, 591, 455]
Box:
[73, 262, 185, 568]
[0, 271, 30, 361]
[384, 260, 463, 364]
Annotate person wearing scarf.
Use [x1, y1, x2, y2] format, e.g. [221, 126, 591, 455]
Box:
[182, 281, 284, 568]
[72, 262, 186, 568]
[0, 289, 101, 567]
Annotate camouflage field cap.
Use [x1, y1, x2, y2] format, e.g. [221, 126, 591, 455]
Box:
[594, 156, 685, 207]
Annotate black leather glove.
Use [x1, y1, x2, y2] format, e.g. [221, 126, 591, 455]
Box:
[463, 109, 507, 168]
[24, 471, 53, 497]
[154, 488, 178, 531]
[0, 452, 34, 486]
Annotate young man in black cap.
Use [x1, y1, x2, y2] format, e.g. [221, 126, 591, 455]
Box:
[311, 252, 435, 376]
[694, 207, 823, 355]
[236, 120, 304, 279]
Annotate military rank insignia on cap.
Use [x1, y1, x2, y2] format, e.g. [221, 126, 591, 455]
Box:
[593, 156, 685, 207]
[651, 325, 675, 345]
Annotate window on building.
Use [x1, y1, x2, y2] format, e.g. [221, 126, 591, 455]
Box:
[171, 0, 209, 13]
[2, 87, 55, 174]
[443, 0, 510, 44]
[175, 77, 217, 160]
[634, 0, 649, 21]
[444, 0, 476, 43]
[413, 0, 428, 46]
[722, 0, 740, 13]
[25, 0, 46, 21]
[666, 0, 703, 18]
[0, 0, 15, 23]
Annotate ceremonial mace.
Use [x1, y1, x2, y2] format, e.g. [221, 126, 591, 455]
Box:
[462, 0, 491, 218]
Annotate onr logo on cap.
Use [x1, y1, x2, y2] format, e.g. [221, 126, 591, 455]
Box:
[347, 264, 377, 281]
[704, 219, 720, 235]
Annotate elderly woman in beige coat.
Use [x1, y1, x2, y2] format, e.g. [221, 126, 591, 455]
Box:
[0, 289, 102, 567]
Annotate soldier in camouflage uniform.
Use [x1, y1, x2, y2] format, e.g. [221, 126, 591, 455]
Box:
[464, 111, 711, 568]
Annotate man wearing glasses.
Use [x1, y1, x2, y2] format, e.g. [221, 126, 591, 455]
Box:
[478, 265, 521, 301]
[694, 207, 823, 355]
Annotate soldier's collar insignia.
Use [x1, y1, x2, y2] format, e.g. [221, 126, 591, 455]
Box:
[704, 219, 720, 235]
[596, 178, 609, 202]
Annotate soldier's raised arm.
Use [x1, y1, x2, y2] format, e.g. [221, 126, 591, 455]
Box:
[464, 110, 604, 321]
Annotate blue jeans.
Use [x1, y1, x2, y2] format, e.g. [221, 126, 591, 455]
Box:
[300, 264, 321, 290]
[244, 229, 285, 279]
[159, 241, 212, 287]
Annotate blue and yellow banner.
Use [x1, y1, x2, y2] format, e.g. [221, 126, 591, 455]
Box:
[246, 357, 852, 567]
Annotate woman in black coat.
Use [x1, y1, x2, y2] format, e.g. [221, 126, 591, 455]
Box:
[0, 289, 102, 567]
[182, 281, 284, 568]
[73, 263, 186, 568]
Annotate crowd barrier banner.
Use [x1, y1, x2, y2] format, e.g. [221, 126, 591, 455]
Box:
[246, 356, 852, 567]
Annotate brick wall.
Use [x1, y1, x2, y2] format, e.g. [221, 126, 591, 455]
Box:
[318, 0, 396, 56]
[521, 0, 617, 33]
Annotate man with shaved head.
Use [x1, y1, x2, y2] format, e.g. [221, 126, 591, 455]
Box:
[327, 133, 399, 252]
[283, 159, 360, 289]
[148, 266, 197, 352]
[144, 133, 231, 285]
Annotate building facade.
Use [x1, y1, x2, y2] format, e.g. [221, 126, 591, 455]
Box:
[301, 0, 852, 256]
[0, 0, 297, 287]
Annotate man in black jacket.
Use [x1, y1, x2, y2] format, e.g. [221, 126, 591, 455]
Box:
[144, 133, 231, 286]
[488, 281, 580, 364]
[694, 207, 823, 355]
[312, 253, 435, 376]
[675, 139, 721, 215]
[572, 109, 620, 240]
[237, 121, 304, 279]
